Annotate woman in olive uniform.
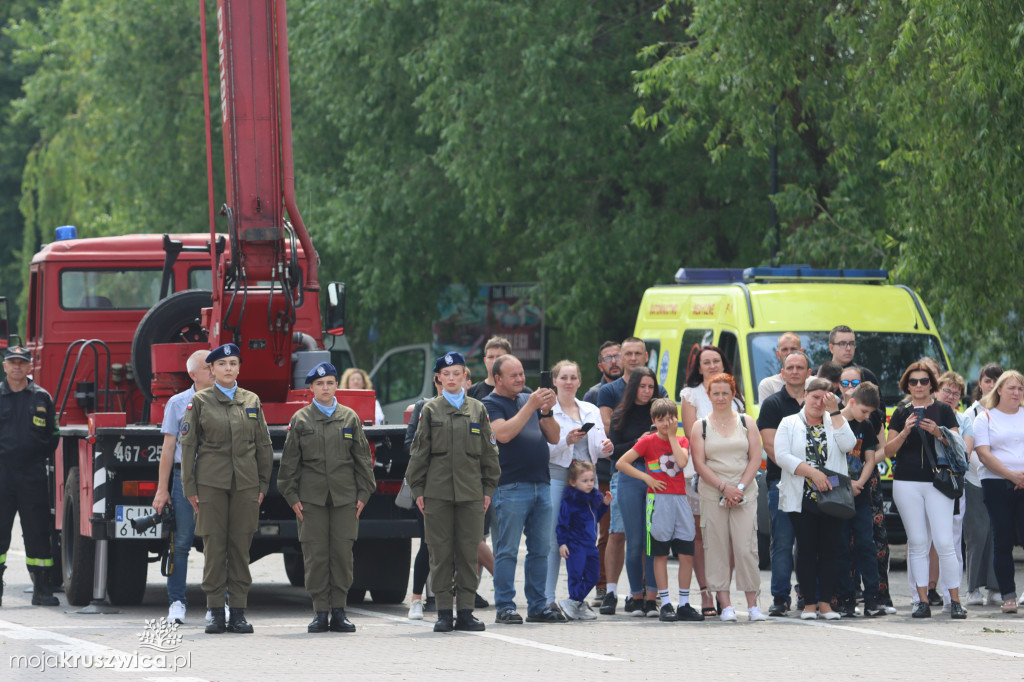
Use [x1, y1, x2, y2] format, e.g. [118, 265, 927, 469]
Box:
[180, 343, 274, 634]
[406, 352, 501, 632]
[278, 362, 375, 633]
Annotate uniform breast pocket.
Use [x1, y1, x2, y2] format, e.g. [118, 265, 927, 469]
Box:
[298, 428, 323, 461]
[429, 421, 449, 454]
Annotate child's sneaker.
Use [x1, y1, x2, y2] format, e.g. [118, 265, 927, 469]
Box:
[644, 599, 659, 618]
[599, 592, 617, 615]
[658, 603, 677, 622]
[720, 606, 738, 622]
[624, 596, 644, 617]
[675, 603, 704, 622]
[592, 587, 606, 608]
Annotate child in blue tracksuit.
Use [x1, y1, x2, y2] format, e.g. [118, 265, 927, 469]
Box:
[556, 460, 612, 620]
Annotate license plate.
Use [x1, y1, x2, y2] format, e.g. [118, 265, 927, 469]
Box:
[115, 505, 161, 539]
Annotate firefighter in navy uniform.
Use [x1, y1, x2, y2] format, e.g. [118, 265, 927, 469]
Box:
[180, 344, 273, 634]
[406, 352, 501, 633]
[278, 362, 375, 634]
[0, 345, 60, 606]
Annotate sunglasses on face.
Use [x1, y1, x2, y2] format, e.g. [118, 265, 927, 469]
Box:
[840, 379, 861, 388]
[907, 377, 931, 387]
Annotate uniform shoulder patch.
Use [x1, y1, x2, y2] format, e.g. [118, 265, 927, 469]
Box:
[180, 421, 190, 435]
[489, 433, 496, 445]
[246, 407, 259, 419]
[470, 422, 481, 435]
[343, 427, 354, 440]
[186, 402, 193, 410]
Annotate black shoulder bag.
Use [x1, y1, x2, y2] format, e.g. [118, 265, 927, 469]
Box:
[922, 430, 964, 501]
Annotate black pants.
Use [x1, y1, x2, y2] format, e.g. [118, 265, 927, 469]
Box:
[981, 479, 1024, 600]
[789, 511, 842, 605]
[0, 470, 53, 568]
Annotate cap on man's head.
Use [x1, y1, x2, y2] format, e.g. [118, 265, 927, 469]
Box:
[4, 345, 31, 362]
[305, 361, 339, 385]
[205, 343, 241, 364]
[433, 351, 467, 374]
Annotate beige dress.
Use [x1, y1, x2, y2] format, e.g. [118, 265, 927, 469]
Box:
[698, 413, 760, 593]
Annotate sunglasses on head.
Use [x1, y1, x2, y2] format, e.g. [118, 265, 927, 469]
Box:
[840, 379, 861, 388]
[907, 377, 931, 386]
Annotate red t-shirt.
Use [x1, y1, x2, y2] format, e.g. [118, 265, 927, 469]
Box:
[632, 432, 689, 495]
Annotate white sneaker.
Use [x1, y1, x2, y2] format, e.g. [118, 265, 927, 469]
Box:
[557, 598, 579, 620]
[720, 606, 738, 622]
[1018, 593, 1024, 607]
[941, 602, 951, 614]
[986, 590, 1001, 606]
[408, 599, 424, 620]
[747, 606, 768, 622]
[168, 601, 186, 624]
[965, 590, 984, 606]
[884, 604, 897, 614]
[578, 602, 597, 621]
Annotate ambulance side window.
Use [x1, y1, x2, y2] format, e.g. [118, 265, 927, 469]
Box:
[674, 329, 713, 395]
[717, 331, 742, 394]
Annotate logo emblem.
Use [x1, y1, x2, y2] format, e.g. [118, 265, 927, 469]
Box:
[317, 366, 326, 376]
[444, 353, 453, 366]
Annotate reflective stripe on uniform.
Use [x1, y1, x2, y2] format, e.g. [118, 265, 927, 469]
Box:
[25, 557, 54, 567]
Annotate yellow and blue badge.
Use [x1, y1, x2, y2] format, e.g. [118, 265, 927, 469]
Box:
[246, 407, 259, 420]
[470, 422, 481, 435]
[343, 428, 354, 440]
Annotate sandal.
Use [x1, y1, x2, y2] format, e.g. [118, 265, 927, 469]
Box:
[700, 587, 717, 618]
[1002, 599, 1018, 615]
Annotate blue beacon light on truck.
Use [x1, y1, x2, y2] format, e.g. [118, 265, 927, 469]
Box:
[55, 225, 78, 241]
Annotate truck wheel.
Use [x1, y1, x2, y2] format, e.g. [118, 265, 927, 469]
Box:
[131, 289, 212, 400]
[61, 468, 94, 606]
[106, 543, 148, 605]
[283, 552, 305, 587]
[370, 589, 407, 604]
[346, 589, 366, 605]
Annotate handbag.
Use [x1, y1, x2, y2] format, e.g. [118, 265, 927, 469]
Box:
[395, 478, 415, 510]
[814, 467, 856, 519]
[922, 435, 963, 500]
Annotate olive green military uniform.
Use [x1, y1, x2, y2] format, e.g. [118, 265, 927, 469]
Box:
[180, 386, 273, 609]
[406, 396, 500, 611]
[278, 402, 374, 611]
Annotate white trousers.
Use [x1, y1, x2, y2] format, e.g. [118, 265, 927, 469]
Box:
[893, 480, 960, 592]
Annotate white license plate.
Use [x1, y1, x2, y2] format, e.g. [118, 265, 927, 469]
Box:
[115, 505, 161, 539]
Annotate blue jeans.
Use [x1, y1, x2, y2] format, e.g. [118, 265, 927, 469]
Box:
[616, 467, 656, 594]
[493, 482, 551, 614]
[768, 479, 796, 602]
[168, 468, 196, 604]
[544, 470, 568, 603]
[836, 502, 878, 602]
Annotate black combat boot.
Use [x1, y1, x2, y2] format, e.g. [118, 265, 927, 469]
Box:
[433, 609, 454, 633]
[205, 607, 227, 634]
[454, 609, 485, 631]
[227, 607, 254, 633]
[329, 608, 356, 633]
[29, 567, 59, 606]
[307, 611, 330, 633]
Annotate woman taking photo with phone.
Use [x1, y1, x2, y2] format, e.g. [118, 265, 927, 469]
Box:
[973, 370, 1024, 615]
[885, 362, 964, 619]
[544, 360, 613, 614]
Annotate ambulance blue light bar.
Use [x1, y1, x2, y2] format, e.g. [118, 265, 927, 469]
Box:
[674, 267, 889, 284]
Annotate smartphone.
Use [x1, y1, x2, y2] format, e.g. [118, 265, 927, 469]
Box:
[539, 371, 553, 389]
[913, 405, 925, 424]
[580, 422, 594, 434]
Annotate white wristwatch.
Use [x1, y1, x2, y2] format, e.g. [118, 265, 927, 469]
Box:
[737, 483, 746, 492]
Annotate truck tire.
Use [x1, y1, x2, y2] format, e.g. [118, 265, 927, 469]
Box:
[106, 543, 149, 605]
[346, 589, 366, 605]
[351, 538, 410, 605]
[283, 552, 305, 587]
[370, 589, 407, 604]
[61, 468, 95, 606]
[131, 289, 212, 400]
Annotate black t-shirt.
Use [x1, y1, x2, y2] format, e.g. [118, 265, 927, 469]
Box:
[887, 400, 959, 483]
[756, 387, 804, 482]
[846, 417, 880, 505]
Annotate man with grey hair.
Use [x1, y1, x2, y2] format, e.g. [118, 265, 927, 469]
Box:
[152, 349, 215, 625]
[758, 332, 804, 403]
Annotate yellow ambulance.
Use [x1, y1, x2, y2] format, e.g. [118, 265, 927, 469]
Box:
[635, 267, 951, 546]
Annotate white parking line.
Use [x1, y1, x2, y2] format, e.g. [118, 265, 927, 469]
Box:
[787, 617, 1024, 658]
[346, 607, 626, 662]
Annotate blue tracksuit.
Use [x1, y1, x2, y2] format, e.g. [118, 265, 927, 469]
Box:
[556, 486, 609, 602]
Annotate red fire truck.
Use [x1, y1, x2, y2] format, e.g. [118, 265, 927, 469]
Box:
[0, 0, 417, 608]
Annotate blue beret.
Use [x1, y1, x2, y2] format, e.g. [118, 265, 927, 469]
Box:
[205, 343, 240, 364]
[305, 361, 339, 385]
[432, 351, 467, 374]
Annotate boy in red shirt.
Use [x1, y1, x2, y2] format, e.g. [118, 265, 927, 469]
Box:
[615, 398, 701, 622]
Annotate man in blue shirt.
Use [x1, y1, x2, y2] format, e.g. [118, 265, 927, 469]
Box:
[152, 350, 214, 625]
[483, 354, 563, 624]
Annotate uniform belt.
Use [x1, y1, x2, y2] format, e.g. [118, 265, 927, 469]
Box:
[172, 463, 181, 470]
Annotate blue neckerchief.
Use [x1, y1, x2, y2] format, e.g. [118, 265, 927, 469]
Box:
[443, 389, 466, 410]
[314, 398, 337, 418]
[216, 382, 238, 400]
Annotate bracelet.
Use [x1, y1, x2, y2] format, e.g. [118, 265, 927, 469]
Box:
[830, 410, 841, 417]
[539, 411, 553, 418]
